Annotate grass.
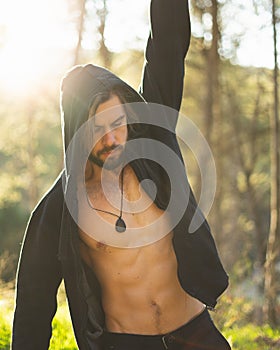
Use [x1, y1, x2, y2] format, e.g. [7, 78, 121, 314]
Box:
[1, 285, 280, 350]
[0, 284, 14, 350]
[0, 283, 78, 350]
[49, 304, 78, 350]
[223, 324, 280, 349]
[0, 304, 78, 350]
[0, 314, 11, 350]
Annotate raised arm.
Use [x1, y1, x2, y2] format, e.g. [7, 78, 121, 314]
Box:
[139, 0, 191, 112]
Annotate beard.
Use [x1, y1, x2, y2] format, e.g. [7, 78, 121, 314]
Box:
[88, 144, 125, 170]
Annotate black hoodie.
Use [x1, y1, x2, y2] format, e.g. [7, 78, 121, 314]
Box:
[12, 1, 229, 349]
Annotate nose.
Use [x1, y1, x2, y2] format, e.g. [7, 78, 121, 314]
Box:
[102, 130, 116, 147]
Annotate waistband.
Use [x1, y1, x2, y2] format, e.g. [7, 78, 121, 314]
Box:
[102, 308, 210, 349]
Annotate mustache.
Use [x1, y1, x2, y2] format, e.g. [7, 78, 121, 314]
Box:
[97, 144, 123, 156]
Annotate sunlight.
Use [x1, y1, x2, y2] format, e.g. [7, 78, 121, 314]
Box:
[0, 0, 74, 96]
[0, 44, 47, 94]
[105, 0, 150, 52]
[0, 0, 149, 96]
[0, 0, 274, 98]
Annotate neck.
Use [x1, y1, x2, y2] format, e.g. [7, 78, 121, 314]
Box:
[85, 163, 127, 233]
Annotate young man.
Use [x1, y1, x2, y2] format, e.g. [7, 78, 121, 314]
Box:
[12, 0, 230, 349]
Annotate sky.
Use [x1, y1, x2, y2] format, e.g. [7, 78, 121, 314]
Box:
[0, 0, 276, 96]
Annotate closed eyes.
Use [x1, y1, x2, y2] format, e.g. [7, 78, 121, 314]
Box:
[94, 115, 126, 130]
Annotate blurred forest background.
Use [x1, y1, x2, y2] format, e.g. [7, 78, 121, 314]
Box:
[1, 0, 280, 348]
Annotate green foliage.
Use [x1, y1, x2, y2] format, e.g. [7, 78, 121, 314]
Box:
[223, 324, 280, 350]
[212, 295, 254, 330]
[0, 285, 78, 350]
[0, 91, 62, 280]
[212, 295, 280, 349]
[49, 304, 78, 350]
[0, 314, 11, 350]
[0, 286, 13, 350]
[0, 94, 62, 210]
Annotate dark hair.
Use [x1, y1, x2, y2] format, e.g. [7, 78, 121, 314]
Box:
[85, 85, 143, 181]
[88, 84, 141, 140]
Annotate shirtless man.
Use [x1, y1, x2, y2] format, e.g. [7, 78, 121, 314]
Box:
[12, 1, 230, 349]
[79, 94, 204, 335]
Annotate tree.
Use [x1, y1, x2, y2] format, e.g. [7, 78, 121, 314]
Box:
[263, 0, 280, 327]
[190, 0, 228, 248]
[70, 0, 113, 68]
[0, 92, 61, 262]
[96, 0, 112, 68]
[73, 0, 86, 65]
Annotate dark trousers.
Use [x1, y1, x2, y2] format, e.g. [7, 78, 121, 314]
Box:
[101, 309, 231, 350]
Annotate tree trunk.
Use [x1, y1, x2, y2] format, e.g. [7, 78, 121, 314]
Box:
[204, 0, 220, 143]
[263, 0, 280, 327]
[190, 0, 225, 245]
[97, 0, 112, 69]
[73, 0, 86, 66]
[204, 0, 225, 246]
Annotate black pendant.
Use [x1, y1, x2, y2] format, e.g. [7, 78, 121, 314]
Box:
[115, 217, 126, 233]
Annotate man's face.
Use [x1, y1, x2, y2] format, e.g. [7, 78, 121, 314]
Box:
[89, 94, 128, 170]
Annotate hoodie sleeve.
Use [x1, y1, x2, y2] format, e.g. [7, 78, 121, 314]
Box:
[12, 176, 63, 350]
[139, 0, 191, 113]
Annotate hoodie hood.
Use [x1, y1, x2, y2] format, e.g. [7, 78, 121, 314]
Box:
[60, 64, 147, 192]
[60, 64, 145, 154]
[60, 64, 182, 219]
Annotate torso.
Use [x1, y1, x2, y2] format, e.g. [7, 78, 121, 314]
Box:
[79, 166, 204, 335]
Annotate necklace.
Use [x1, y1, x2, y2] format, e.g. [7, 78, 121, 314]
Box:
[86, 169, 126, 233]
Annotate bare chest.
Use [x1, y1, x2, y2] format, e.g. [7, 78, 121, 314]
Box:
[78, 168, 172, 248]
